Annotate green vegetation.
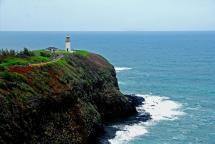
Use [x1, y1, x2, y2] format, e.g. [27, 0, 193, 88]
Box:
[0, 49, 16, 56]
[0, 48, 91, 71]
[16, 48, 35, 58]
[0, 55, 51, 67]
[0, 48, 53, 68]
[54, 49, 90, 57]
[55, 49, 68, 54]
[33, 49, 46, 56]
[0, 71, 26, 82]
[74, 50, 90, 57]
[0, 57, 28, 67]
[0, 50, 137, 144]
[56, 59, 67, 65]
[40, 51, 51, 57]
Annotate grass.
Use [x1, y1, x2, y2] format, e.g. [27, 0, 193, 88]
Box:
[55, 49, 72, 55]
[33, 49, 45, 56]
[0, 56, 50, 67]
[74, 50, 90, 57]
[47, 49, 90, 57]
[0, 49, 91, 69]
[0, 71, 27, 82]
[29, 56, 50, 63]
[0, 57, 28, 67]
[55, 49, 90, 58]
[0, 50, 52, 68]
[56, 59, 67, 65]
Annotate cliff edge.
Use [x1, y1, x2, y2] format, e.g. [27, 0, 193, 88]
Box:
[0, 51, 136, 144]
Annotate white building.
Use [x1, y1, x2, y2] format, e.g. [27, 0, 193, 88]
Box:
[65, 34, 72, 52]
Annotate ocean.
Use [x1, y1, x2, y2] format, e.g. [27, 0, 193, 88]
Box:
[0, 31, 215, 144]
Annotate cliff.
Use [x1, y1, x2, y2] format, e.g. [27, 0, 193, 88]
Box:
[0, 51, 136, 144]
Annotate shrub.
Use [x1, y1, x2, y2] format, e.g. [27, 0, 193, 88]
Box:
[0, 66, 5, 71]
[0, 72, 26, 82]
[16, 48, 34, 58]
[0, 81, 6, 89]
[0, 49, 16, 56]
[0, 72, 11, 80]
[40, 51, 51, 57]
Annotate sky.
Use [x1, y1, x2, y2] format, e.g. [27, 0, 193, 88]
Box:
[0, 0, 215, 31]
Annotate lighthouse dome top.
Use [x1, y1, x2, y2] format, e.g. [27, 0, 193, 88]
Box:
[65, 34, 71, 42]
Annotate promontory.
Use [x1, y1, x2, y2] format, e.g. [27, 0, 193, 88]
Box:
[0, 49, 140, 144]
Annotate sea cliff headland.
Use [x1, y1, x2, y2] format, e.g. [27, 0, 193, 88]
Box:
[0, 49, 150, 143]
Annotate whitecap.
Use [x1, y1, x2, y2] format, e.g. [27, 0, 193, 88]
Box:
[137, 94, 185, 121]
[115, 67, 132, 73]
[108, 94, 185, 144]
[109, 123, 148, 144]
[118, 81, 126, 85]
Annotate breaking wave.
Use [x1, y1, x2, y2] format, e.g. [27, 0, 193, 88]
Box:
[108, 94, 185, 144]
[115, 67, 132, 73]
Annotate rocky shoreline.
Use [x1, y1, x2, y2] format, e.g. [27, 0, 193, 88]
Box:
[94, 94, 151, 144]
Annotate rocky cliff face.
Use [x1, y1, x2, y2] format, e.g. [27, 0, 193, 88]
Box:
[0, 52, 136, 144]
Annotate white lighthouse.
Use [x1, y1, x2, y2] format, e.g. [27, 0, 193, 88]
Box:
[65, 34, 72, 52]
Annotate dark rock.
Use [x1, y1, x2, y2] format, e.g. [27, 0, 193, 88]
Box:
[124, 94, 145, 106]
[136, 112, 151, 122]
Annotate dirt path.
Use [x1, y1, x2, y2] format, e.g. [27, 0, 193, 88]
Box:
[30, 55, 64, 67]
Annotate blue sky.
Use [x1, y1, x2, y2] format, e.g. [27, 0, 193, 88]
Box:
[0, 0, 215, 31]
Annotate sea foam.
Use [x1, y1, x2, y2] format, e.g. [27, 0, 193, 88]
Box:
[138, 94, 185, 121]
[115, 67, 132, 73]
[109, 94, 185, 144]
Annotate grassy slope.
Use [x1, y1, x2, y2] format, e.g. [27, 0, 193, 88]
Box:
[0, 49, 89, 77]
[0, 50, 50, 68]
[0, 49, 90, 65]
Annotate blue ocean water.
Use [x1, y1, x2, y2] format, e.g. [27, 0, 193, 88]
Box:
[0, 31, 215, 144]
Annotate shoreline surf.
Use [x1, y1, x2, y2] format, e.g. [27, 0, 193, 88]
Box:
[99, 94, 185, 144]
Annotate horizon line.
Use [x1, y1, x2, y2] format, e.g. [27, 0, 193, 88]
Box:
[1, 30, 215, 32]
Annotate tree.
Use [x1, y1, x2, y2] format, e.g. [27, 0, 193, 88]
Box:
[16, 48, 34, 57]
